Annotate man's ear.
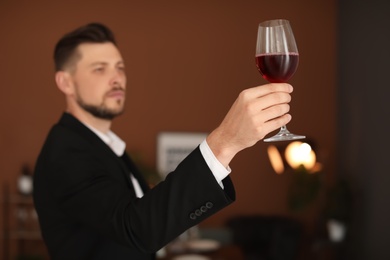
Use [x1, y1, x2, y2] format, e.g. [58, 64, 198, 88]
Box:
[55, 71, 74, 95]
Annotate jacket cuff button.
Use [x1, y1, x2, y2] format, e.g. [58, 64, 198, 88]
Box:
[195, 209, 202, 216]
[205, 202, 213, 209]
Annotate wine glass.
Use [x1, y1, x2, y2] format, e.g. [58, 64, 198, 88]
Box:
[255, 19, 305, 142]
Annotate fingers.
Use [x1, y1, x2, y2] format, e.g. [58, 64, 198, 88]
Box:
[257, 91, 292, 111]
[259, 103, 291, 123]
[254, 84, 293, 136]
[258, 83, 293, 96]
[240, 83, 293, 100]
[239, 83, 292, 112]
[262, 114, 292, 135]
[206, 83, 295, 164]
[242, 89, 292, 119]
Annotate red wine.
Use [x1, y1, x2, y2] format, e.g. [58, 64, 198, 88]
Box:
[255, 53, 299, 83]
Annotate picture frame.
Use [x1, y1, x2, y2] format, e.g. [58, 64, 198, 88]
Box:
[157, 132, 208, 178]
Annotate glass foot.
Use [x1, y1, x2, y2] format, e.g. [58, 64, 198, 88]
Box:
[264, 126, 305, 142]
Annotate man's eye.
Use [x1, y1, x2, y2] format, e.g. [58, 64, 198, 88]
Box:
[94, 67, 104, 73]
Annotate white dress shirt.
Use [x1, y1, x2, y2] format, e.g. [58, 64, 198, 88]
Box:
[83, 124, 231, 197]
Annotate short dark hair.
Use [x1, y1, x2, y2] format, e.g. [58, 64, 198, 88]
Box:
[54, 23, 117, 71]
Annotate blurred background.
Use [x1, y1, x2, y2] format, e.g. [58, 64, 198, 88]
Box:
[0, 0, 389, 259]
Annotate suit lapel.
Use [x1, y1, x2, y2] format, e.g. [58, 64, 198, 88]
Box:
[120, 153, 150, 193]
[57, 113, 135, 190]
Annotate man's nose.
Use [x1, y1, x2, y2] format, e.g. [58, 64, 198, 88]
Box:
[110, 69, 126, 87]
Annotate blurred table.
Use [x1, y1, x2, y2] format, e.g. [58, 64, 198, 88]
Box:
[158, 244, 244, 260]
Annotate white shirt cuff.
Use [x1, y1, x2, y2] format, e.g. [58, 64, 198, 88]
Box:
[199, 139, 231, 189]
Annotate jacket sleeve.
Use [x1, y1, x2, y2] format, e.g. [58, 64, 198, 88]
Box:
[45, 141, 235, 253]
[123, 147, 236, 252]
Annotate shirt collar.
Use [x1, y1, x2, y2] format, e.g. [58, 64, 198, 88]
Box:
[82, 123, 126, 157]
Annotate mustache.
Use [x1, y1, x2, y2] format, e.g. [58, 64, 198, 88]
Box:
[106, 86, 125, 95]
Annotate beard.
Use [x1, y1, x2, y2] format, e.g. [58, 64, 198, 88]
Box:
[75, 87, 125, 120]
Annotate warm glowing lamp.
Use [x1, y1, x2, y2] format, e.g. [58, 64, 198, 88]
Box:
[267, 141, 321, 174]
[285, 141, 316, 170]
[267, 145, 285, 174]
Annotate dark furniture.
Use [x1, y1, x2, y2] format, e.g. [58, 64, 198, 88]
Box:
[226, 215, 303, 260]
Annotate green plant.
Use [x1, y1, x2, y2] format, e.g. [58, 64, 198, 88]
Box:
[287, 165, 322, 211]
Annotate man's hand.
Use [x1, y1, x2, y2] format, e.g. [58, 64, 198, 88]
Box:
[206, 83, 293, 167]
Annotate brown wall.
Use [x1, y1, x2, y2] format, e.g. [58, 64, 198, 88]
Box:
[0, 0, 337, 230]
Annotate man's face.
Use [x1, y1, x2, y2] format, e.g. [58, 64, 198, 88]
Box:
[69, 42, 127, 120]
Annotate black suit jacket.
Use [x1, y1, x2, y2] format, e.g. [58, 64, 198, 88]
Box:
[33, 113, 235, 260]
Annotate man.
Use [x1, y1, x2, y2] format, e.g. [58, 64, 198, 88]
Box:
[33, 23, 292, 260]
